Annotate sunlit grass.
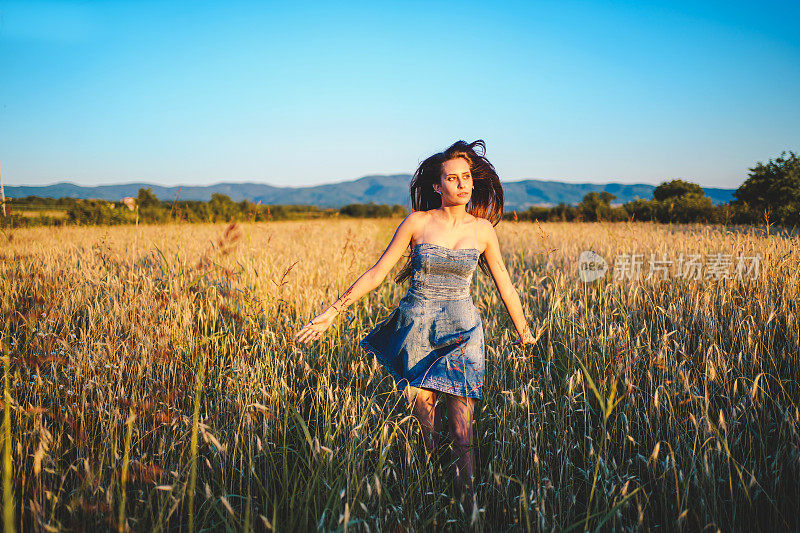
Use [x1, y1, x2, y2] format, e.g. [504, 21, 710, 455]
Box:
[1, 219, 799, 531]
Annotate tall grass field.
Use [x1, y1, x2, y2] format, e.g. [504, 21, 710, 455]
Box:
[2, 219, 799, 531]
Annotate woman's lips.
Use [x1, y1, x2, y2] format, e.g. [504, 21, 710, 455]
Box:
[457, 192, 469, 197]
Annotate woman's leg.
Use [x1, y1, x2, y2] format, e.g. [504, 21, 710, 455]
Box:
[446, 394, 476, 514]
[411, 387, 444, 459]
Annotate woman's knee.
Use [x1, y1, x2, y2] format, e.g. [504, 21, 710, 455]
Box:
[446, 397, 475, 446]
[449, 420, 473, 447]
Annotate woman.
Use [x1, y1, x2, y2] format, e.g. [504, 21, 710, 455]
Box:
[294, 139, 536, 515]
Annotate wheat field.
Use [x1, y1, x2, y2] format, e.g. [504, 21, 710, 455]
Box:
[2, 219, 799, 531]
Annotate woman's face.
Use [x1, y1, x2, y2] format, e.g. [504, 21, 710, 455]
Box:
[435, 158, 473, 206]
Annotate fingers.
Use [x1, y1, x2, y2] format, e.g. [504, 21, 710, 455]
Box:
[293, 324, 324, 344]
[296, 327, 314, 343]
[299, 333, 317, 344]
[509, 338, 535, 347]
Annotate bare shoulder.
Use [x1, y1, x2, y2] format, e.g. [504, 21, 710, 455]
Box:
[473, 216, 494, 237]
[393, 210, 427, 242]
[404, 210, 428, 231]
[473, 216, 492, 230]
[408, 210, 429, 223]
[472, 216, 494, 252]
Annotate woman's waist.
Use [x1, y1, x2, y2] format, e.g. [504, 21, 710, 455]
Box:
[405, 284, 474, 302]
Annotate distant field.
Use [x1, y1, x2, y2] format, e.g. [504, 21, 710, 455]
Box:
[17, 209, 68, 219]
[4, 203, 69, 219]
[2, 220, 798, 530]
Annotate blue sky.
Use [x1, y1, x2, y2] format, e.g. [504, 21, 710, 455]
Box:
[1, 0, 798, 188]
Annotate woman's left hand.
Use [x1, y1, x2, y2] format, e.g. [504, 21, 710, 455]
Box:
[294, 309, 337, 344]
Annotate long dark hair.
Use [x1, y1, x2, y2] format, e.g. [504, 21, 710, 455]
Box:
[395, 139, 504, 284]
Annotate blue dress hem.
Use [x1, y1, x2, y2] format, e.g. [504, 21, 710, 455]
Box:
[359, 337, 483, 401]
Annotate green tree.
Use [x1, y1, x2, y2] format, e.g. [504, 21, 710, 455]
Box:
[733, 150, 800, 224]
[67, 200, 131, 225]
[624, 179, 717, 223]
[623, 198, 658, 221]
[579, 191, 618, 221]
[209, 193, 237, 222]
[137, 187, 160, 208]
[662, 193, 716, 223]
[653, 180, 704, 202]
[599, 191, 616, 205]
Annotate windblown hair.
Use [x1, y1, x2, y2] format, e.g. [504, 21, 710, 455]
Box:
[395, 139, 504, 284]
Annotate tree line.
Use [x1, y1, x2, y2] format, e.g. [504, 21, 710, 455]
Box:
[2, 150, 797, 227]
[508, 150, 799, 225]
[0, 189, 407, 228]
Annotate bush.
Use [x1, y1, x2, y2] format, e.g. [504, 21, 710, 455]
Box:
[577, 192, 627, 221]
[339, 203, 407, 218]
[66, 200, 133, 225]
[623, 181, 716, 223]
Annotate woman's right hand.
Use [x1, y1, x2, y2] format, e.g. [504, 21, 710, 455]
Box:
[294, 309, 337, 344]
[510, 324, 539, 347]
[510, 336, 536, 347]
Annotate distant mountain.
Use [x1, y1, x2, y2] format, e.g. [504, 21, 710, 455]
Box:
[6, 175, 736, 210]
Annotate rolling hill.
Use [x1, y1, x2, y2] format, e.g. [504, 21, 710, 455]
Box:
[6, 175, 736, 210]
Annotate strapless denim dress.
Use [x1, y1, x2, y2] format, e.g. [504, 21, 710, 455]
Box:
[359, 243, 485, 400]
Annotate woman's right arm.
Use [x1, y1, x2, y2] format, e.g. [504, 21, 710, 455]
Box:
[294, 211, 423, 343]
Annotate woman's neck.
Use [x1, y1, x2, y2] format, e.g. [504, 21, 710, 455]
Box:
[434, 205, 470, 225]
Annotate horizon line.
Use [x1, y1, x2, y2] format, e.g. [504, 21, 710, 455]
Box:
[4, 174, 740, 190]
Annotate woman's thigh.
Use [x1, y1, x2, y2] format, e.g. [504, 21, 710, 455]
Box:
[408, 386, 439, 409]
[445, 394, 476, 441]
[406, 385, 438, 407]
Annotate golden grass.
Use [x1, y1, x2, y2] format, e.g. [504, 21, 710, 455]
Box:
[2, 219, 799, 531]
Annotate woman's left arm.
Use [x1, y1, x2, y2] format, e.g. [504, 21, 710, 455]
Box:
[480, 220, 535, 345]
